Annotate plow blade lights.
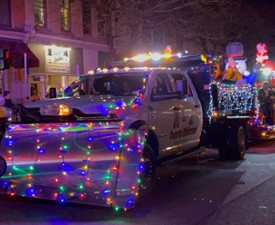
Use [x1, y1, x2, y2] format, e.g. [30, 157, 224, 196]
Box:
[40, 104, 72, 116]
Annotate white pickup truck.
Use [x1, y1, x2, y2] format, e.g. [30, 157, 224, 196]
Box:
[0, 54, 251, 210]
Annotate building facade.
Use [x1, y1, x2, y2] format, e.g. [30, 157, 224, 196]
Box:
[0, 0, 125, 103]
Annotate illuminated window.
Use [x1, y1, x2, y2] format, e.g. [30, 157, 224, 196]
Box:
[0, 0, 11, 27]
[60, 0, 70, 32]
[82, 1, 92, 34]
[34, 0, 46, 27]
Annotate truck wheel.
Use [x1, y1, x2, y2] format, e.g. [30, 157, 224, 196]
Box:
[231, 126, 246, 160]
[139, 143, 156, 194]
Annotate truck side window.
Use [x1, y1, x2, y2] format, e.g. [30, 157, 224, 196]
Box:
[171, 73, 193, 97]
[154, 73, 173, 94]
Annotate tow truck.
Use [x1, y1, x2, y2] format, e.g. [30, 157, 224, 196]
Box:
[0, 51, 252, 210]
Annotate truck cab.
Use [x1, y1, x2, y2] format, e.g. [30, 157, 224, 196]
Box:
[23, 67, 203, 161]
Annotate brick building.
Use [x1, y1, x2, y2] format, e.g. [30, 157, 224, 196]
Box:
[0, 0, 126, 103]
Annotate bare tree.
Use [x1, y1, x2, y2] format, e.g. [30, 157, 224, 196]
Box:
[82, 0, 194, 57]
[80, 0, 268, 62]
[82, 0, 127, 62]
[170, 1, 258, 56]
[119, 0, 190, 52]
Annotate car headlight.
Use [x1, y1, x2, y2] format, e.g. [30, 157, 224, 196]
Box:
[40, 104, 72, 116]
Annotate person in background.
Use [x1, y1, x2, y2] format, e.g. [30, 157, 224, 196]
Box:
[3, 91, 13, 108]
[258, 81, 274, 125]
[30, 87, 39, 102]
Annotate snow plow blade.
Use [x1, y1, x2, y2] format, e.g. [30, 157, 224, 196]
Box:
[0, 122, 145, 210]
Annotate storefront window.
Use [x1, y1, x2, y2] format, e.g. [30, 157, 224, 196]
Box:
[0, 0, 11, 27]
[34, 0, 46, 28]
[45, 75, 76, 98]
[60, 0, 70, 32]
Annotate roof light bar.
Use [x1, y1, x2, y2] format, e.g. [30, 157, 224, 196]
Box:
[124, 51, 185, 63]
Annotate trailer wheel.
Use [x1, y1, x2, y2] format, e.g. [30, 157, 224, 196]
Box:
[231, 126, 246, 160]
[139, 143, 156, 194]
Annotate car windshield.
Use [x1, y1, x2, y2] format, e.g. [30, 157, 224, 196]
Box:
[64, 72, 148, 96]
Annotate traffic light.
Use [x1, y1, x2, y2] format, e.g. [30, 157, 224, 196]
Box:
[0, 49, 10, 70]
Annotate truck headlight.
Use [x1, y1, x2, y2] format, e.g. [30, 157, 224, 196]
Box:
[40, 104, 72, 116]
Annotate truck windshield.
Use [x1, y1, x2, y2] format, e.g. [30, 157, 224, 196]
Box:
[64, 72, 148, 96]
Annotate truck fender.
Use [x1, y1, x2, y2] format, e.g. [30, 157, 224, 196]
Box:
[128, 120, 146, 130]
[129, 121, 159, 159]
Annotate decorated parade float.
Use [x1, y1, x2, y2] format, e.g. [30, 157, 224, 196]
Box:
[0, 42, 274, 211]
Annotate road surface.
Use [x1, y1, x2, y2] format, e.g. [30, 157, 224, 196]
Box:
[0, 140, 275, 225]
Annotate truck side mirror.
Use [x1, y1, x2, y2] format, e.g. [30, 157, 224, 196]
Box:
[176, 80, 188, 98]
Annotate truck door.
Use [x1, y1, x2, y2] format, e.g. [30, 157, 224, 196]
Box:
[148, 71, 184, 155]
[169, 72, 203, 150]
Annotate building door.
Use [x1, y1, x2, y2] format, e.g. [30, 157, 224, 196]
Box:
[29, 75, 46, 101]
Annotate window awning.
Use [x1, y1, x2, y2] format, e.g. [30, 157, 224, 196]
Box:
[0, 39, 39, 68]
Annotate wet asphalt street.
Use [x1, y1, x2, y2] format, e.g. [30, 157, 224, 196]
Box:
[0, 140, 275, 225]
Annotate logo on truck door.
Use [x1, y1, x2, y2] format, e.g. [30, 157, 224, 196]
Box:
[169, 114, 197, 140]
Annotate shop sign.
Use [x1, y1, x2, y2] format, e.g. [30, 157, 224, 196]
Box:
[45, 46, 71, 73]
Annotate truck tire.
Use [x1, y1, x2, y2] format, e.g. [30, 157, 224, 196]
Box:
[139, 143, 156, 194]
[218, 125, 246, 160]
[231, 126, 246, 160]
